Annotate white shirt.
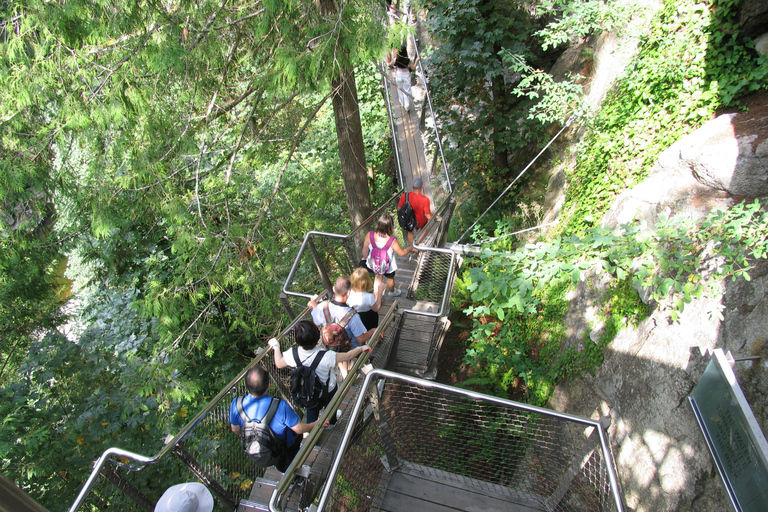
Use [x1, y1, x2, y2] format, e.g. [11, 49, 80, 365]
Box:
[282, 346, 338, 391]
[347, 290, 376, 313]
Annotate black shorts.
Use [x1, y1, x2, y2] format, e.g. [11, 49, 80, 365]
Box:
[367, 264, 395, 280]
[359, 259, 395, 279]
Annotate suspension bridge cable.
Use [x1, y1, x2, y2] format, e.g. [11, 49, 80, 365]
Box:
[456, 114, 577, 244]
[474, 221, 557, 245]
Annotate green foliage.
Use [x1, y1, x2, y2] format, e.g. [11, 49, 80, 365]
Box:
[0, 0, 394, 504]
[421, 0, 599, 239]
[462, 199, 766, 403]
[424, 0, 544, 179]
[503, 51, 583, 124]
[534, 0, 631, 51]
[563, 0, 768, 234]
[0, 283, 197, 510]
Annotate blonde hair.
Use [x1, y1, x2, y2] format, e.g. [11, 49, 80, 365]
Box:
[350, 267, 373, 292]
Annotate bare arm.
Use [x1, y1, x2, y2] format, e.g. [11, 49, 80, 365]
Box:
[268, 338, 288, 369]
[290, 418, 327, 435]
[335, 345, 373, 363]
[384, 49, 396, 66]
[391, 238, 414, 257]
[356, 328, 374, 344]
[231, 424, 240, 435]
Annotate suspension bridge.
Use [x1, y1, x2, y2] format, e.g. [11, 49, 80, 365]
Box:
[64, 31, 625, 512]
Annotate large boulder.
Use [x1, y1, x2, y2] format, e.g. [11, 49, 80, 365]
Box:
[550, 92, 768, 512]
[603, 96, 768, 230]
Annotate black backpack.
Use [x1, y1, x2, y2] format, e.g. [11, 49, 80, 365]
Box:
[397, 193, 418, 231]
[236, 395, 284, 467]
[290, 348, 329, 410]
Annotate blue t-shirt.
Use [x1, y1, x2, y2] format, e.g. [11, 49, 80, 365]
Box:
[229, 394, 300, 448]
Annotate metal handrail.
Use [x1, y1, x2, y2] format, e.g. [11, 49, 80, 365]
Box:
[281, 231, 349, 301]
[68, 310, 316, 512]
[315, 369, 625, 512]
[347, 190, 403, 239]
[269, 302, 400, 512]
[409, 34, 452, 194]
[381, 64, 406, 189]
[281, 191, 403, 301]
[400, 243, 455, 318]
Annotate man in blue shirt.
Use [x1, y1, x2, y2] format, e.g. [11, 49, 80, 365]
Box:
[230, 366, 327, 472]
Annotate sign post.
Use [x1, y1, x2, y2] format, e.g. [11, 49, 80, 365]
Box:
[689, 349, 768, 512]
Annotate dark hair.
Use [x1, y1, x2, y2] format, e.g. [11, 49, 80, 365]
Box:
[375, 214, 394, 237]
[245, 366, 269, 396]
[294, 320, 320, 350]
[333, 275, 352, 296]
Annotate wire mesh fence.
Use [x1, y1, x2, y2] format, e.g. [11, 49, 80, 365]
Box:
[76, 452, 242, 512]
[73, 308, 404, 512]
[282, 192, 454, 304]
[319, 371, 624, 512]
[74, 379, 268, 511]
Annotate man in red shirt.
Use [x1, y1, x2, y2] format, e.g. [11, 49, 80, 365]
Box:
[398, 177, 433, 246]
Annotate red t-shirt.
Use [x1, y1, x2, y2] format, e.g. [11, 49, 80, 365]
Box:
[398, 192, 431, 228]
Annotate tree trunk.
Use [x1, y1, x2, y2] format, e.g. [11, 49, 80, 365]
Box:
[317, 0, 373, 230]
[491, 69, 509, 173]
[331, 68, 373, 230]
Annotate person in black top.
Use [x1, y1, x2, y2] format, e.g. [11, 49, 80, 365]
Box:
[386, 44, 418, 114]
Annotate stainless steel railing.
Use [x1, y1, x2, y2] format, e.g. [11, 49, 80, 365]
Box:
[268, 302, 400, 511]
[315, 370, 625, 512]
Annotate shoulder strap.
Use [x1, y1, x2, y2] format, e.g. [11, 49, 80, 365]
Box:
[382, 236, 395, 251]
[309, 350, 327, 371]
[236, 395, 252, 423]
[261, 397, 280, 425]
[322, 301, 332, 324]
[338, 308, 357, 328]
[405, 193, 410, 205]
[293, 347, 302, 368]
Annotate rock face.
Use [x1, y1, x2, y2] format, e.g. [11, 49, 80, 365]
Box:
[549, 92, 768, 512]
[739, 0, 768, 38]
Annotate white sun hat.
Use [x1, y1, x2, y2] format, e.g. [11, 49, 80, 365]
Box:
[154, 482, 214, 512]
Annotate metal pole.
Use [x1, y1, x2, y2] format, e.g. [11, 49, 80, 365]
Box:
[171, 442, 238, 511]
[307, 237, 333, 296]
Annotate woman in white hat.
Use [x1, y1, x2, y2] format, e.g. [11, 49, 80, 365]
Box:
[154, 482, 214, 512]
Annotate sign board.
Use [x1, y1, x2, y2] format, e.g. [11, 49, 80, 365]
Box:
[689, 349, 768, 512]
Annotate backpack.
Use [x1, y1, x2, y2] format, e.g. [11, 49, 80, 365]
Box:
[236, 396, 284, 467]
[320, 303, 356, 352]
[368, 231, 395, 275]
[290, 347, 329, 410]
[397, 193, 418, 231]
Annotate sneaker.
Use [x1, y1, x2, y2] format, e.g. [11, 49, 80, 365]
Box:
[388, 288, 402, 297]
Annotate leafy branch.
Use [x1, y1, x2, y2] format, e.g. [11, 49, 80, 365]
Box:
[467, 200, 768, 322]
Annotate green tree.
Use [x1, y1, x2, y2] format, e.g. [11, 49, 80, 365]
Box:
[421, 0, 584, 238]
[0, 0, 390, 505]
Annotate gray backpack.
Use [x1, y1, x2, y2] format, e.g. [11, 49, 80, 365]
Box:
[236, 396, 284, 467]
